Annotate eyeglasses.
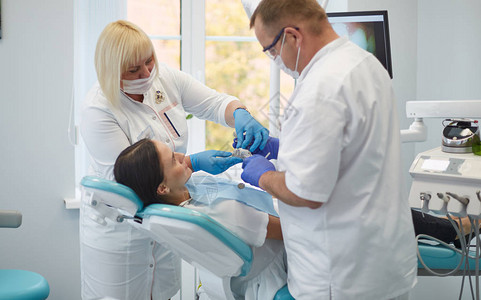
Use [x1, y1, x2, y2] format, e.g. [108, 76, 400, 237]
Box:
[262, 26, 299, 59]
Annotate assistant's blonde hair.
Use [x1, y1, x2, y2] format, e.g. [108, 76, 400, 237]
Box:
[95, 20, 159, 106]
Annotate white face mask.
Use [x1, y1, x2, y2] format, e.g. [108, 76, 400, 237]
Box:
[274, 33, 301, 79]
[122, 65, 156, 95]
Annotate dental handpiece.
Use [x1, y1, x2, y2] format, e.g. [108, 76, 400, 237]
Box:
[445, 192, 469, 206]
[437, 193, 450, 203]
[420, 192, 432, 201]
[231, 148, 252, 159]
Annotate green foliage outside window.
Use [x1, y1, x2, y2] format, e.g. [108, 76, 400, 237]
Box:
[205, 0, 270, 151]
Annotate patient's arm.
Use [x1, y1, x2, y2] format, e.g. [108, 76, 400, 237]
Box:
[266, 215, 283, 240]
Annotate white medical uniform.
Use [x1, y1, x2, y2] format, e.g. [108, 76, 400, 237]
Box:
[80, 63, 237, 300]
[181, 186, 287, 300]
[277, 37, 417, 299]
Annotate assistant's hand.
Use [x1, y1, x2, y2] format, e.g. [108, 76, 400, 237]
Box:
[241, 154, 276, 187]
[234, 108, 269, 152]
[190, 150, 242, 175]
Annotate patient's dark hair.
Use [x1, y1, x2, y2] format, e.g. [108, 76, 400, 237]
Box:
[114, 139, 164, 206]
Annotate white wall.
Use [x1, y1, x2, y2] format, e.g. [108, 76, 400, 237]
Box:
[0, 0, 79, 299]
[348, 0, 418, 193]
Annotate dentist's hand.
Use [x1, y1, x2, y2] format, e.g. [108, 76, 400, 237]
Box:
[241, 154, 276, 188]
[234, 108, 269, 152]
[233, 136, 279, 159]
[190, 150, 242, 175]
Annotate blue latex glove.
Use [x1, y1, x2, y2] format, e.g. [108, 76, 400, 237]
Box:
[233, 136, 279, 160]
[190, 150, 242, 175]
[241, 154, 276, 187]
[234, 108, 269, 152]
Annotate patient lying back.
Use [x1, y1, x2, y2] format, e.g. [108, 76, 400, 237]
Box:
[113, 138, 282, 241]
[113, 138, 287, 300]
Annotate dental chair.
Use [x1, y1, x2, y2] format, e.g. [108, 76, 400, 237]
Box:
[80, 176, 293, 300]
[0, 210, 50, 300]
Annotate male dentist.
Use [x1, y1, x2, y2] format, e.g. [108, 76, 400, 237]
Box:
[239, 0, 417, 299]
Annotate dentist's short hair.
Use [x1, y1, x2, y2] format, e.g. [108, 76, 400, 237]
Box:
[250, 0, 327, 36]
[94, 20, 159, 106]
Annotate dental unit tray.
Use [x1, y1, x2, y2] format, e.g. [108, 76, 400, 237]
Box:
[408, 147, 481, 217]
[408, 147, 481, 276]
[442, 119, 479, 153]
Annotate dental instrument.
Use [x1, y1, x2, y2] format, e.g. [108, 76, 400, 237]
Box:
[231, 148, 252, 159]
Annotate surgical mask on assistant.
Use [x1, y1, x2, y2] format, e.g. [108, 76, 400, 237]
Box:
[274, 33, 301, 79]
[122, 65, 156, 94]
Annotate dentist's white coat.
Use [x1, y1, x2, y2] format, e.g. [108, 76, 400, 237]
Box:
[240, 1, 417, 298]
[277, 37, 417, 299]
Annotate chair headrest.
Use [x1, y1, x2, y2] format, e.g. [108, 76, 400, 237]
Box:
[80, 176, 144, 217]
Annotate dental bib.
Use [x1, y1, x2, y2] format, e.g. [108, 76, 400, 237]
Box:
[185, 174, 278, 217]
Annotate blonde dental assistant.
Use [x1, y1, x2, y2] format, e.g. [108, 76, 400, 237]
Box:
[79, 20, 268, 300]
[239, 1, 417, 299]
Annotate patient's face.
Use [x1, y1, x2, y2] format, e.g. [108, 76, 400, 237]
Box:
[153, 140, 192, 190]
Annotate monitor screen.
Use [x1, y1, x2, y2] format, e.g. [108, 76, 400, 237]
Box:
[327, 10, 393, 78]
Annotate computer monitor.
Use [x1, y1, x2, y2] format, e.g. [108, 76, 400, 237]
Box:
[327, 10, 393, 78]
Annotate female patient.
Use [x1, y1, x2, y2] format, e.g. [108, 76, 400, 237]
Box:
[113, 138, 287, 300]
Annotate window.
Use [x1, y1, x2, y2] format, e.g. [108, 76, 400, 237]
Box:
[205, 0, 269, 150]
[127, 0, 181, 70]
[205, 0, 295, 150]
